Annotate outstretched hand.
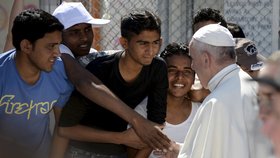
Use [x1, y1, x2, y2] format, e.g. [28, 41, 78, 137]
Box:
[131, 117, 171, 152]
[121, 128, 147, 149]
[153, 141, 180, 158]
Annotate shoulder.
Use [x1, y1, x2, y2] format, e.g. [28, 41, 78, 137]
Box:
[147, 56, 167, 74]
[50, 57, 70, 80]
[86, 51, 121, 70]
[152, 55, 167, 65]
[46, 58, 73, 93]
[59, 44, 74, 57]
[78, 50, 121, 67]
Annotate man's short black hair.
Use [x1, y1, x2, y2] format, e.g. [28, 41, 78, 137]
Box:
[12, 8, 64, 50]
[121, 9, 161, 40]
[193, 8, 227, 28]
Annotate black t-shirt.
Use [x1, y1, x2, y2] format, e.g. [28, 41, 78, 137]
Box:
[60, 51, 168, 132]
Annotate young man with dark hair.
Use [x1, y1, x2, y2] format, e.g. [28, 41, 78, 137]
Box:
[0, 9, 73, 158]
[192, 7, 227, 33]
[56, 9, 170, 157]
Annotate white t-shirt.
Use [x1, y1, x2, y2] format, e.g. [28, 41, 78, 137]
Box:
[132, 97, 200, 158]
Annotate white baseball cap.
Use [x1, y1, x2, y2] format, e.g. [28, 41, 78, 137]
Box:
[53, 1, 110, 30]
[193, 23, 235, 47]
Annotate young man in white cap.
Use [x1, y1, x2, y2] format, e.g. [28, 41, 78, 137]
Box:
[52, 1, 110, 61]
[50, 2, 171, 157]
[161, 24, 271, 158]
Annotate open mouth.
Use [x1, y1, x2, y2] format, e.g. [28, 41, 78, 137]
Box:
[79, 44, 90, 49]
[174, 83, 185, 88]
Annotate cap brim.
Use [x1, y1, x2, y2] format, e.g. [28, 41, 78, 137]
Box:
[88, 18, 110, 28]
[250, 77, 280, 91]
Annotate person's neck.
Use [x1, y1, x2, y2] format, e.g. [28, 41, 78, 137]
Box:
[119, 51, 143, 83]
[15, 51, 40, 85]
[121, 51, 143, 70]
[166, 94, 192, 124]
[167, 95, 191, 109]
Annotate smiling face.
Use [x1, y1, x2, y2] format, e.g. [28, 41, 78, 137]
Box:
[166, 54, 195, 98]
[62, 23, 93, 57]
[27, 31, 62, 72]
[122, 30, 162, 66]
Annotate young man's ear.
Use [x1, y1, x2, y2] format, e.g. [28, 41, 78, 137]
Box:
[119, 37, 128, 49]
[20, 39, 32, 53]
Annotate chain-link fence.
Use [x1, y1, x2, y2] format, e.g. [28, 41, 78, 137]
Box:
[60, 0, 193, 52]
[1, 0, 279, 57]
[57, 0, 277, 57]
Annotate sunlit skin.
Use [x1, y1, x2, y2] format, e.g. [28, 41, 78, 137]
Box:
[62, 23, 93, 58]
[21, 31, 61, 72]
[189, 40, 210, 88]
[166, 55, 195, 98]
[166, 54, 195, 126]
[190, 20, 218, 102]
[30, 31, 62, 72]
[119, 30, 162, 83]
[15, 31, 62, 85]
[121, 30, 162, 68]
[141, 54, 195, 157]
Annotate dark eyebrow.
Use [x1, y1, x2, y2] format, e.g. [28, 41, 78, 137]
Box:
[167, 65, 192, 68]
[136, 39, 160, 43]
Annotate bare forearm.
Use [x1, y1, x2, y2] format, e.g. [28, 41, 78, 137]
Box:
[61, 54, 171, 151]
[50, 108, 68, 158]
[58, 125, 123, 144]
[50, 128, 69, 158]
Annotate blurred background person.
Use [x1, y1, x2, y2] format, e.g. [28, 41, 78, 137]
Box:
[254, 51, 280, 158]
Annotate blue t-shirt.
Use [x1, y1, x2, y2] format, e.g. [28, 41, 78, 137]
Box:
[0, 50, 73, 157]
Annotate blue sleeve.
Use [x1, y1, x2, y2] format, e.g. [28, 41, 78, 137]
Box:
[52, 58, 74, 108]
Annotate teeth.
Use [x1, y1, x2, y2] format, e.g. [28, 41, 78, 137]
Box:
[80, 45, 88, 48]
[174, 84, 184, 87]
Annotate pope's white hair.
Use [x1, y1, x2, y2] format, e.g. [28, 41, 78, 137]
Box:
[190, 38, 236, 65]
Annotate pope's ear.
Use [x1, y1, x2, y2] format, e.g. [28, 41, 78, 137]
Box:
[202, 51, 211, 67]
[119, 37, 128, 49]
[20, 39, 32, 53]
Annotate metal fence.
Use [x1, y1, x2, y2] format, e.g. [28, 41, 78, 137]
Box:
[1, 0, 278, 56]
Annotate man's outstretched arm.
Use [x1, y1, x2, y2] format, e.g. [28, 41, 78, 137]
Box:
[61, 54, 171, 151]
